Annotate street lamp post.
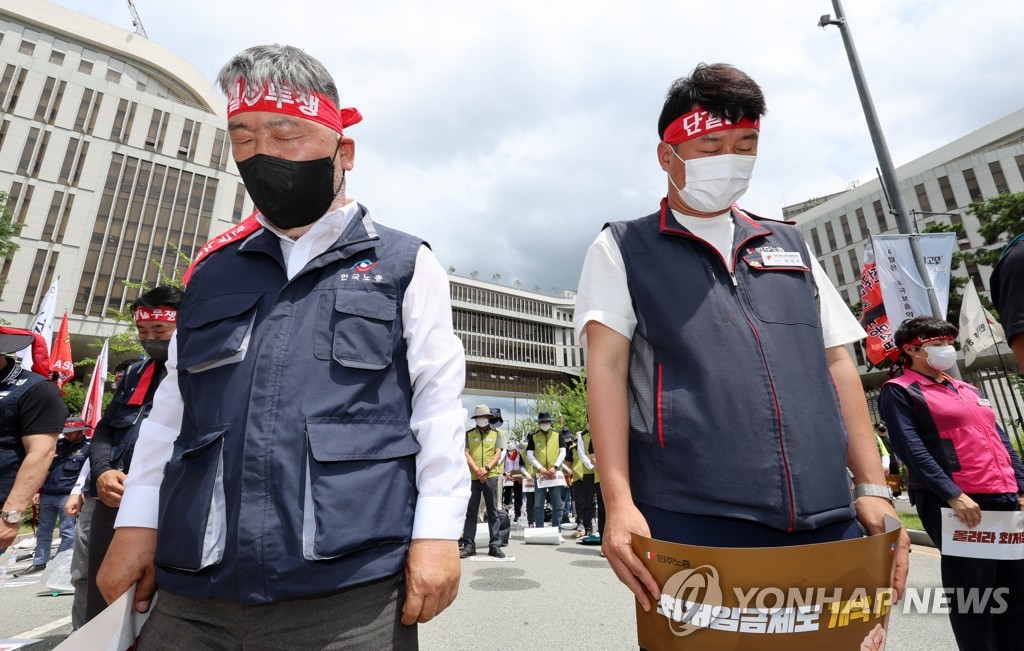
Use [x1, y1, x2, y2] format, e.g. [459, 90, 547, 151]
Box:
[819, 0, 948, 325]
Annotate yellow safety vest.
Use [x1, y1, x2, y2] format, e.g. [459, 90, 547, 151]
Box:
[467, 427, 501, 478]
[531, 430, 561, 469]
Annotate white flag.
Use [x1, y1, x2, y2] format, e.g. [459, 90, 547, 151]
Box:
[82, 339, 109, 428]
[871, 233, 956, 330]
[19, 278, 58, 370]
[959, 282, 1006, 366]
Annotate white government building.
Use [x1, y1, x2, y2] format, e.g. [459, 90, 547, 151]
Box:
[790, 107, 1024, 369]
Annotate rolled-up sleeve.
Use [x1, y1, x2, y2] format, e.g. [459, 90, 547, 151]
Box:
[115, 333, 184, 530]
[404, 246, 470, 539]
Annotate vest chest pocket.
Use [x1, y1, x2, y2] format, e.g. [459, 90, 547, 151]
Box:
[314, 291, 398, 370]
[739, 256, 819, 326]
[303, 417, 421, 560]
[178, 293, 261, 373]
[154, 426, 227, 572]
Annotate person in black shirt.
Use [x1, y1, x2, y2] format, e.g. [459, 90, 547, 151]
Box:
[992, 235, 1024, 370]
[0, 328, 67, 553]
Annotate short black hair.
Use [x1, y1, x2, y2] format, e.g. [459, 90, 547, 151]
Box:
[891, 316, 957, 373]
[132, 285, 184, 311]
[657, 63, 767, 140]
[113, 359, 135, 374]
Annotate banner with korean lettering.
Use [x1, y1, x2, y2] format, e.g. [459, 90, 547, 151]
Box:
[941, 508, 1024, 560]
[19, 278, 57, 370]
[871, 234, 956, 331]
[49, 311, 74, 388]
[858, 243, 895, 366]
[633, 516, 902, 650]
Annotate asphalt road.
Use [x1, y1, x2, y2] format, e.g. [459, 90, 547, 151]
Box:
[1, 519, 958, 650]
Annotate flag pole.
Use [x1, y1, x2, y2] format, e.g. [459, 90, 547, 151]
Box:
[988, 325, 1024, 453]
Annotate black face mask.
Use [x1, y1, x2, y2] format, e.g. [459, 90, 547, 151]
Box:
[236, 153, 338, 230]
[141, 339, 170, 363]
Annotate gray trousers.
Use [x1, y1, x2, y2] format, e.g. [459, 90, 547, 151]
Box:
[70, 496, 95, 630]
[138, 573, 417, 650]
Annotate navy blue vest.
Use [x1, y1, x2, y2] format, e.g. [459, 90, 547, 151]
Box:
[41, 437, 90, 495]
[95, 359, 158, 477]
[155, 206, 424, 604]
[607, 202, 855, 532]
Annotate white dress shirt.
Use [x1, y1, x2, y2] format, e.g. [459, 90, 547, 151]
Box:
[116, 201, 470, 541]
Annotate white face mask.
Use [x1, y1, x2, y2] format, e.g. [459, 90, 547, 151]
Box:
[475, 417, 489, 428]
[921, 345, 957, 372]
[539, 423, 551, 431]
[668, 150, 756, 213]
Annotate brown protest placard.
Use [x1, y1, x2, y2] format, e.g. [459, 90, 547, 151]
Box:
[633, 515, 901, 651]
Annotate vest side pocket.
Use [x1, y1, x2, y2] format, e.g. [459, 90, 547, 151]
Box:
[154, 425, 227, 572]
[178, 292, 261, 373]
[314, 291, 397, 370]
[302, 417, 420, 560]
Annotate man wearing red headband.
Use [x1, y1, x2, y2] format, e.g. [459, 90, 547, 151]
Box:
[99, 45, 468, 650]
[85, 285, 182, 622]
[575, 63, 910, 613]
[0, 327, 67, 554]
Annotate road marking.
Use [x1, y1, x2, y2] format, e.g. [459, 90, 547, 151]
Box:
[11, 615, 72, 639]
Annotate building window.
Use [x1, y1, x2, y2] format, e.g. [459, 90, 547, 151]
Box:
[43, 191, 75, 243]
[49, 50, 65, 66]
[178, 119, 200, 161]
[990, 161, 1009, 194]
[873, 201, 888, 232]
[937, 176, 957, 210]
[57, 137, 89, 186]
[17, 127, 40, 175]
[962, 169, 982, 202]
[849, 249, 860, 280]
[833, 254, 846, 285]
[0, 119, 9, 153]
[3, 68, 27, 112]
[914, 183, 932, 213]
[145, 109, 168, 151]
[855, 207, 867, 237]
[810, 227, 822, 256]
[839, 215, 851, 244]
[105, 69, 122, 84]
[73, 89, 103, 135]
[824, 222, 837, 249]
[18, 41, 35, 56]
[10, 183, 34, 224]
[110, 99, 137, 142]
[232, 184, 247, 221]
[210, 128, 228, 169]
[78, 59, 93, 75]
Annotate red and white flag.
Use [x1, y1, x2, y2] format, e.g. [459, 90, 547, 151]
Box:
[82, 339, 109, 429]
[858, 243, 896, 366]
[49, 311, 74, 388]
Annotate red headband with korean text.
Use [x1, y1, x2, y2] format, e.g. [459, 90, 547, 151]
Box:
[226, 80, 362, 134]
[663, 107, 760, 145]
[906, 335, 954, 347]
[134, 307, 177, 324]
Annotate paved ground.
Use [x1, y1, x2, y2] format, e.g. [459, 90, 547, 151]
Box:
[1, 517, 959, 650]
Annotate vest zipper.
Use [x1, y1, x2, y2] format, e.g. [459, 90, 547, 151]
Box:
[728, 240, 797, 533]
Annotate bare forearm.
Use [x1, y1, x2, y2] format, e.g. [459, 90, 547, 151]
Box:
[586, 322, 633, 510]
[3, 449, 52, 512]
[827, 346, 885, 486]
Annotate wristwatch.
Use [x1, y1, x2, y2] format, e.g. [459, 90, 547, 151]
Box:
[853, 484, 894, 502]
[484, 465, 491, 472]
[0, 510, 22, 524]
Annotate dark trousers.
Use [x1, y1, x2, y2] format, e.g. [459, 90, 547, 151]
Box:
[502, 482, 522, 520]
[596, 483, 606, 537]
[138, 574, 416, 650]
[86, 501, 119, 622]
[913, 489, 1024, 651]
[525, 491, 536, 525]
[534, 486, 563, 528]
[574, 475, 597, 534]
[461, 476, 500, 548]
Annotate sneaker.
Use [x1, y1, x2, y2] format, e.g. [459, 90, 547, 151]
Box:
[528, 523, 536, 528]
[571, 530, 586, 539]
[14, 564, 46, 577]
[459, 545, 476, 559]
[558, 535, 565, 543]
[488, 545, 506, 558]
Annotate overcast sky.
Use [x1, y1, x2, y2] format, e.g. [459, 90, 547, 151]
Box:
[55, 1, 1024, 296]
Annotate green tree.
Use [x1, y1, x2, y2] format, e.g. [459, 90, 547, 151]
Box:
[533, 371, 588, 434]
[966, 191, 1024, 266]
[0, 191, 22, 288]
[60, 380, 114, 415]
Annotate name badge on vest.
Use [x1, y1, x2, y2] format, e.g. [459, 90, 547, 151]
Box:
[978, 398, 991, 407]
[761, 251, 803, 267]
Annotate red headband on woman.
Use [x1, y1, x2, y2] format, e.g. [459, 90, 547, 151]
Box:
[663, 107, 760, 145]
[226, 80, 362, 134]
[905, 335, 954, 347]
